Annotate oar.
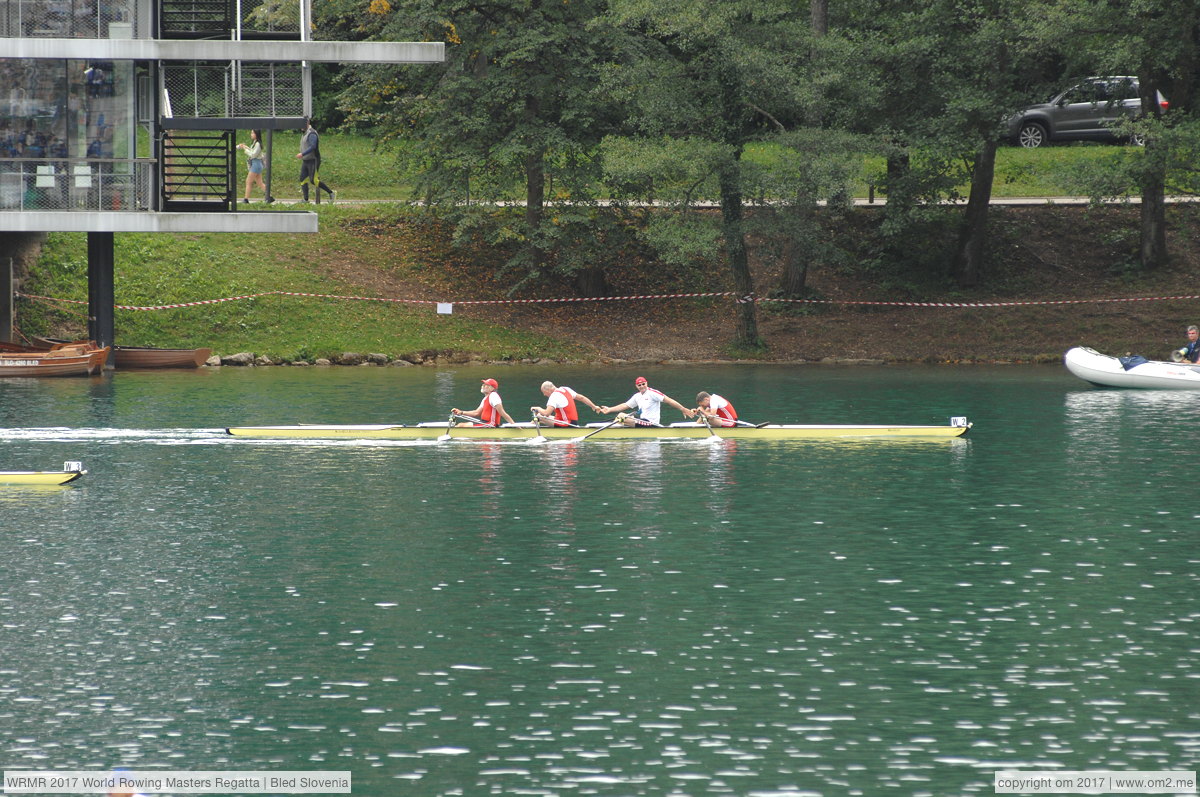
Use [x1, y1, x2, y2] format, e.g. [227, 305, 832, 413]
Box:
[437, 412, 455, 442]
[691, 409, 763, 429]
[696, 410, 718, 438]
[529, 411, 546, 443]
[451, 412, 486, 425]
[578, 414, 624, 441]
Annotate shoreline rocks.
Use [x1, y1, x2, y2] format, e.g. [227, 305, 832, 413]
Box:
[203, 351, 1047, 367]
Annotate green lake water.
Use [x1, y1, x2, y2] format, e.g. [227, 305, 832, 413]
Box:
[0, 364, 1196, 796]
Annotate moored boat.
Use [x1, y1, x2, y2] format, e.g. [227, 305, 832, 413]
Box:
[0, 462, 87, 485]
[226, 418, 972, 441]
[25, 338, 209, 369]
[114, 346, 212, 369]
[1064, 346, 1200, 390]
[0, 341, 109, 377]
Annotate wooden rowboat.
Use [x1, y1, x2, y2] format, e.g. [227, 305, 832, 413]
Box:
[114, 346, 212, 369]
[0, 341, 109, 377]
[24, 338, 210, 369]
[0, 463, 87, 485]
[227, 419, 972, 441]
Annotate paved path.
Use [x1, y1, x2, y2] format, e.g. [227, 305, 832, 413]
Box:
[255, 195, 1198, 208]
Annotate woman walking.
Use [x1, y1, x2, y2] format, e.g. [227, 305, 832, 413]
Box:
[236, 129, 270, 203]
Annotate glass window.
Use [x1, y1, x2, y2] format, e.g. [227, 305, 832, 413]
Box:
[0, 0, 137, 38]
[0, 59, 67, 157]
[1, 57, 137, 210]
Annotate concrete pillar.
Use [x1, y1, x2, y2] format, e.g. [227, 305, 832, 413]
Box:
[87, 231, 115, 363]
[264, 128, 274, 202]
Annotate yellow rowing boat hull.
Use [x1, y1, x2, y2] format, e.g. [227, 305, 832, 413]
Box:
[0, 469, 86, 485]
[226, 422, 971, 441]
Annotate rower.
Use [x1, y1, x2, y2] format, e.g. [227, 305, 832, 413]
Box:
[530, 381, 599, 426]
[598, 376, 694, 427]
[452, 378, 515, 427]
[694, 391, 738, 427]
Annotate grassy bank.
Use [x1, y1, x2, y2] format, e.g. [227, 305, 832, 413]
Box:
[19, 206, 591, 362]
[19, 201, 1200, 364]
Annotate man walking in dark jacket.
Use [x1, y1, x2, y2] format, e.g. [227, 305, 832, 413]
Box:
[296, 118, 335, 204]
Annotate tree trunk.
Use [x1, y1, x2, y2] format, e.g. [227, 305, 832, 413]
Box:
[878, 150, 912, 268]
[778, 234, 809, 297]
[718, 159, 762, 349]
[573, 266, 609, 298]
[953, 138, 998, 287]
[778, 205, 812, 297]
[524, 95, 546, 274]
[1139, 163, 1167, 269]
[883, 151, 911, 211]
[524, 149, 544, 235]
[811, 0, 828, 36]
[1138, 75, 1168, 269]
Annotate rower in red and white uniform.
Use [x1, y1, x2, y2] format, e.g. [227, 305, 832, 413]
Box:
[531, 381, 601, 426]
[452, 378, 516, 427]
[695, 391, 738, 427]
[598, 376, 694, 427]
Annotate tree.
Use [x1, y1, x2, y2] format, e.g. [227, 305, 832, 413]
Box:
[600, 0, 859, 349]
[831, 0, 1043, 287]
[1042, 0, 1200, 269]
[335, 0, 623, 293]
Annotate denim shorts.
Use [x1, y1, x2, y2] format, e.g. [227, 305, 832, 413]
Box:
[248, 158, 264, 174]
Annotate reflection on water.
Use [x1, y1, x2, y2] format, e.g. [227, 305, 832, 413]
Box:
[1063, 389, 1200, 488]
[0, 483, 87, 504]
[1064, 386, 1197, 418]
[0, 366, 1197, 795]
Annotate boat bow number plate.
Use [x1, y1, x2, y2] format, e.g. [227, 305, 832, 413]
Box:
[950, 416, 969, 427]
[63, 461, 83, 472]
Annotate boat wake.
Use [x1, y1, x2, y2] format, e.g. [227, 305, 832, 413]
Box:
[0, 427, 615, 448]
[0, 427, 443, 447]
[0, 427, 223, 443]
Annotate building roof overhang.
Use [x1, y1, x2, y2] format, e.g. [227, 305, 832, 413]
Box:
[0, 211, 319, 234]
[1, 38, 444, 64]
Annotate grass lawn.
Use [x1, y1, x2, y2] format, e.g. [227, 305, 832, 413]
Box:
[19, 206, 591, 362]
[242, 132, 1136, 204]
[236, 131, 417, 202]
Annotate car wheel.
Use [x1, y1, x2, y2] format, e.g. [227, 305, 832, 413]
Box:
[1017, 122, 1048, 148]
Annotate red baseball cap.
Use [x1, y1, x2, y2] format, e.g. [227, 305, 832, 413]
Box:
[481, 378, 499, 388]
[634, 376, 648, 385]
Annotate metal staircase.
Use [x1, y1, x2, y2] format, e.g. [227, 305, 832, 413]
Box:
[154, 0, 304, 211]
[159, 130, 234, 211]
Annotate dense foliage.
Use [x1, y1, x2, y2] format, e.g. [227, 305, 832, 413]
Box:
[316, 0, 1200, 348]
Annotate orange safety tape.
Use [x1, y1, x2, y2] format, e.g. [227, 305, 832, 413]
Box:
[16, 290, 1200, 311]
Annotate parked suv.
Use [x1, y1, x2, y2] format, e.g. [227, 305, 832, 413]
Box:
[1007, 76, 1168, 148]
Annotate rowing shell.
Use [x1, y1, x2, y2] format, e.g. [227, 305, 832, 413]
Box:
[0, 468, 87, 485]
[226, 419, 972, 441]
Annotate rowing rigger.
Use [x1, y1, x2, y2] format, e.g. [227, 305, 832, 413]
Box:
[225, 417, 972, 441]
